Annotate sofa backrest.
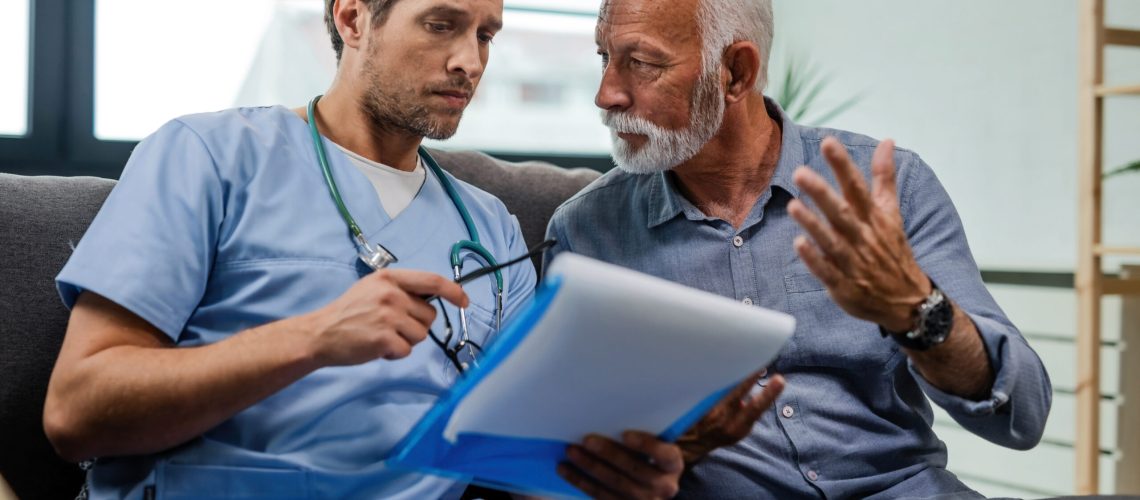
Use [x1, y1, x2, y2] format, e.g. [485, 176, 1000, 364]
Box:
[0, 174, 116, 500]
[431, 149, 601, 272]
[0, 157, 599, 499]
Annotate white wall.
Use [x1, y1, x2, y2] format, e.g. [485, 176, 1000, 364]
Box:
[768, 2, 1140, 496]
[771, 0, 1140, 273]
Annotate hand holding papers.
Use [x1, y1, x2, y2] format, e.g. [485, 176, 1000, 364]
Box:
[390, 253, 795, 497]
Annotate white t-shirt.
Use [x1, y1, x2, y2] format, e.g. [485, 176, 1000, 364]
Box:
[335, 144, 427, 219]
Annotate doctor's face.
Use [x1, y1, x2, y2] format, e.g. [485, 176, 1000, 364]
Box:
[594, 0, 726, 174]
[358, 0, 503, 140]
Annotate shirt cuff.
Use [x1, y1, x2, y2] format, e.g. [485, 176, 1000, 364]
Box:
[907, 311, 1015, 417]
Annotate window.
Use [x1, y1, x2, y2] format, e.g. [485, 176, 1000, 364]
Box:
[94, 0, 331, 141]
[426, 6, 609, 154]
[0, 0, 31, 137]
[93, 0, 608, 155]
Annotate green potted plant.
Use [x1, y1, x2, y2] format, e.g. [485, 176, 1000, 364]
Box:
[770, 54, 861, 126]
[1105, 160, 1140, 179]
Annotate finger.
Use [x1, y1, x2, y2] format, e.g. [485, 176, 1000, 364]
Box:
[404, 296, 438, 328]
[792, 167, 863, 244]
[793, 235, 843, 288]
[390, 312, 430, 346]
[564, 442, 649, 499]
[870, 139, 900, 212]
[381, 270, 469, 308]
[743, 374, 785, 416]
[557, 462, 618, 500]
[787, 200, 851, 267]
[821, 137, 873, 219]
[723, 368, 769, 409]
[382, 286, 438, 328]
[378, 334, 414, 360]
[621, 431, 685, 475]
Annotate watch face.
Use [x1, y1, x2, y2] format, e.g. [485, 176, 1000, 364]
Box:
[923, 296, 955, 344]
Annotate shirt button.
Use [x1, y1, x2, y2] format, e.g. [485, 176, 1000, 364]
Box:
[732, 235, 744, 247]
[742, 297, 753, 306]
[807, 470, 819, 481]
[781, 405, 794, 418]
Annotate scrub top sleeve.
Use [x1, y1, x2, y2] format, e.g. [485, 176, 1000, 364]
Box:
[56, 119, 225, 342]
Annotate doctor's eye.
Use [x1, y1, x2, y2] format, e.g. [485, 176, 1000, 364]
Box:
[426, 22, 452, 33]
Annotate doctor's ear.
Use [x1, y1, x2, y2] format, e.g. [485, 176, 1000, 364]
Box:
[332, 0, 368, 53]
[723, 41, 761, 104]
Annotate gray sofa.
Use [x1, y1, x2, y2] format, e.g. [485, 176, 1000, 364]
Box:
[0, 151, 601, 499]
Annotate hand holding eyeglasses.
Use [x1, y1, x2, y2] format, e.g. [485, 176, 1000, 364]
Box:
[305, 269, 469, 367]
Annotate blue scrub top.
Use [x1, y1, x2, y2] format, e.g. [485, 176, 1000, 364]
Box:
[56, 106, 537, 499]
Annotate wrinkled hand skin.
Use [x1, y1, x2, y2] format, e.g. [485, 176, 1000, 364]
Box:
[554, 370, 785, 499]
[787, 137, 932, 333]
[676, 370, 786, 464]
[558, 430, 685, 500]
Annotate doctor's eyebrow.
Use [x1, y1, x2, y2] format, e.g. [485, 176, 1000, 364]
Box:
[418, 5, 503, 33]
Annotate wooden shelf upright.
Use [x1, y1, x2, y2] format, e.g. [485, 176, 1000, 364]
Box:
[1076, 0, 1140, 494]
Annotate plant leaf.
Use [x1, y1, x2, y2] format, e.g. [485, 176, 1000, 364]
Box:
[1103, 160, 1140, 179]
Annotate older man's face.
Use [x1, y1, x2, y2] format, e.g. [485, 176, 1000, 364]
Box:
[595, 0, 725, 173]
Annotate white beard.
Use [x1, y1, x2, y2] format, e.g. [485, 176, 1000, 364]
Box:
[602, 71, 726, 174]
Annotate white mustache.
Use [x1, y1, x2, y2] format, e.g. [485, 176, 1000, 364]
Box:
[601, 111, 664, 137]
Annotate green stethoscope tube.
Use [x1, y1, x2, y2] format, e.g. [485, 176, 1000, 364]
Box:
[306, 94, 504, 300]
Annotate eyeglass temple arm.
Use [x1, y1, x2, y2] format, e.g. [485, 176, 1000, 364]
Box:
[420, 239, 557, 303]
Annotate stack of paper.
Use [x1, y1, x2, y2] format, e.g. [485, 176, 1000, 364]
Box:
[390, 252, 795, 498]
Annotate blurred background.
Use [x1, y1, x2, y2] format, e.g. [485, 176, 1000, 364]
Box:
[1, 0, 1138, 497]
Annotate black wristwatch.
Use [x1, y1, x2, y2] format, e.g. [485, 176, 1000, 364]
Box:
[879, 280, 955, 351]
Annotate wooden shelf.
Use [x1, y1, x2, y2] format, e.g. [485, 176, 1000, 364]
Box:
[1096, 84, 1140, 96]
[1103, 277, 1140, 296]
[1094, 245, 1140, 257]
[1106, 27, 1140, 47]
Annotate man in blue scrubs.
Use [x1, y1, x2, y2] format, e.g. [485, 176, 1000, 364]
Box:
[44, 0, 743, 498]
[547, 0, 1053, 498]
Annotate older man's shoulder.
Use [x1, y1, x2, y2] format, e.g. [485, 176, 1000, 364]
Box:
[553, 167, 650, 217]
[795, 123, 926, 176]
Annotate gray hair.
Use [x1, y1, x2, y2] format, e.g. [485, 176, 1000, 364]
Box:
[696, 0, 774, 92]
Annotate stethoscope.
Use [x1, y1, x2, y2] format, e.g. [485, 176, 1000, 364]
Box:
[306, 95, 504, 361]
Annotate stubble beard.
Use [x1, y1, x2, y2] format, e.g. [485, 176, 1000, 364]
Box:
[359, 44, 466, 141]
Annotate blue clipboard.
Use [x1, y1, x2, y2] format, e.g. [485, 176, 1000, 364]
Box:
[386, 275, 736, 498]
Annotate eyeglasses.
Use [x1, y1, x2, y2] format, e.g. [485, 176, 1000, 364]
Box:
[426, 239, 557, 374]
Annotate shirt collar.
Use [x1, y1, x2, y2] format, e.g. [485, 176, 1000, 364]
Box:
[646, 97, 804, 229]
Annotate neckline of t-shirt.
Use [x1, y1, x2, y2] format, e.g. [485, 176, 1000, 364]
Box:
[332, 142, 425, 178]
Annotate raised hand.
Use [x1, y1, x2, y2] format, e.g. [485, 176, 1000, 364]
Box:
[787, 137, 930, 332]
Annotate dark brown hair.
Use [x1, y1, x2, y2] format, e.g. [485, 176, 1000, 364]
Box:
[325, 0, 402, 62]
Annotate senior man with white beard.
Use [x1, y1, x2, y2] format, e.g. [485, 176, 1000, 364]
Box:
[545, 0, 1052, 498]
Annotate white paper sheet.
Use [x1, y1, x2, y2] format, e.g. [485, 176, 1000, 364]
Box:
[442, 252, 795, 443]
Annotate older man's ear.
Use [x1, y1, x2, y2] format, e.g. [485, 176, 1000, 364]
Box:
[723, 41, 762, 103]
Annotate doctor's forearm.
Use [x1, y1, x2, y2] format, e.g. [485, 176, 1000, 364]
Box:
[44, 294, 326, 461]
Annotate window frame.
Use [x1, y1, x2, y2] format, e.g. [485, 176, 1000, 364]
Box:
[0, 0, 611, 178]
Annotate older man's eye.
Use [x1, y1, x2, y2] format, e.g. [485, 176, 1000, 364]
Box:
[426, 22, 451, 33]
[597, 51, 610, 68]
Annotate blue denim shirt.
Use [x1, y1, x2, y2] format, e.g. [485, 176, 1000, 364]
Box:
[545, 100, 1051, 499]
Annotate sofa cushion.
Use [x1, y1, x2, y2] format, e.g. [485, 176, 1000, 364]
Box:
[0, 173, 116, 500]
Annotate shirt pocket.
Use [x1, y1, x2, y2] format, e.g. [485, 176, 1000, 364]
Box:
[782, 272, 903, 375]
